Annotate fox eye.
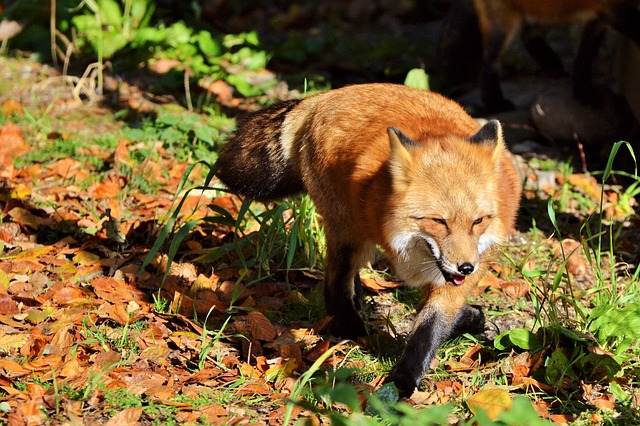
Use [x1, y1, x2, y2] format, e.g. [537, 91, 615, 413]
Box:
[473, 217, 484, 225]
[432, 218, 446, 225]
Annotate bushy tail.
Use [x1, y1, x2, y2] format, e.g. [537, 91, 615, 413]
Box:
[216, 99, 303, 201]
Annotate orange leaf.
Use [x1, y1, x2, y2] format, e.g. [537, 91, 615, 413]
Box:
[0, 294, 19, 315]
[478, 273, 501, 290]
[0, 359, 28, 377]
[0, 123, 29, 165]
[1, 100, 24, 116]
[22, 354, 63, 372]
[500, 280, 530, 299]
[91, 276, 147, 303]
[592, 394, 616, 411]
[114, 139, 132, 169]
[467, 388, 512, 420]
[90, 181, 120, 199]
[247, 311, 276, 341]
[47, 158, 81, 178]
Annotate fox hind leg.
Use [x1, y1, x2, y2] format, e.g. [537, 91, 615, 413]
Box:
[323, 238, 372, 340]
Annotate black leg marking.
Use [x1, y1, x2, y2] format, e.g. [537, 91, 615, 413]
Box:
[387, 309, 452, 398]
[324, 244, 367, 339]
[353, 273, 363, 311]
[448, 304, 485, 338]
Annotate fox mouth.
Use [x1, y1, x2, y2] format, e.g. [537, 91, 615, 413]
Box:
[442, 270, 467, 286]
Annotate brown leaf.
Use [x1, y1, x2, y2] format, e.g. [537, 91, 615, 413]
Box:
[148, 58, 181, 74]
[0, 123, 29, 165]
[47, 158, 81, 178]
[0, 294, 19, 315]
[556, 239, 588, 276]
[90, 180, 121, 199]
[8, 207, 52, 229]
[500, 280, 530, 299]
[105, 407, 143, 426]
[360, 277, 401, 293]
[51, 287, 91, 305]
[49, 324, 77, 354]
[91, 277, 147, 303]
[203, 79, 234, 103]
[114, 139, 132, 169]
[550, 414, 575, 423]
[247, 311, 276, 341]
[512, 376, 554, 393]
[0, 359, 28, 377]
[305, 340, 330, 362]
[109, 303, 132, 326]
[22, 354, 63, 372]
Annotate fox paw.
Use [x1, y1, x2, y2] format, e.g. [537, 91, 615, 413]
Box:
[385, 370, 419, 399]
[450, 304, 485, 337]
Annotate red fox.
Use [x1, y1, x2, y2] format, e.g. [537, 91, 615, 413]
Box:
[216, 83, 522, 397]
[465, 0, 640, 111]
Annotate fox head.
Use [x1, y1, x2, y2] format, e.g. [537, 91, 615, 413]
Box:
[384, 120, 508, 288]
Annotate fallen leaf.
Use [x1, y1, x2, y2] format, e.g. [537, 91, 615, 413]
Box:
[467, 388, 512, 420]
[47, 158, 81, 178]
[8, 207, 52, 229]
[360, 277, 401, 293]
[0, 294, 19, 315]
[91, 277, 147, 303]
[556, 239, 587, 276]
[247, 311, 276, 341]
[0, 333, 30, 353]
[0, 123, 29, 165]
[500, 280, 530, 299]
[0, 358, 29, 377]
[105, 407, 143, 426]
[1, 99, 23, 116]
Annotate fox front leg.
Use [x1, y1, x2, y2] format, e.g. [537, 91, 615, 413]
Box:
[388, 304, 485, 397]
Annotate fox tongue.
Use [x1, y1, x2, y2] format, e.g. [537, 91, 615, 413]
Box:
[451, 274, 466, 286]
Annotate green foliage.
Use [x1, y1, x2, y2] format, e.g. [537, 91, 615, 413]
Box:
[291, 368, 549, 426]
[404, 68, 430, 91]
[70, 0, 155, 58]
[67, 0, 274, 96]
[192, 194, 325, 283]
[124, 110, 229, 164]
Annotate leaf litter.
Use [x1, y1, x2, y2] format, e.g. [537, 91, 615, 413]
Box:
[1, 55, 640, 424]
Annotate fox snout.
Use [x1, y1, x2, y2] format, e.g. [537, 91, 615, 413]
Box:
[457, 262, 475, 276]
[438, 258, 478, 286]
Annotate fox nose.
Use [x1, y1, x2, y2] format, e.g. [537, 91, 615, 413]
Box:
[458, 263, 474, 276]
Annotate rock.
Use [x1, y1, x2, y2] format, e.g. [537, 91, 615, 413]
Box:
[530, 84, 633, 147]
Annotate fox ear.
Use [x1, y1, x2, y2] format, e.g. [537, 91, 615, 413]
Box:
[387, 127, 416, 182]
[469, 120, 504, 159]
[469, 120, 502, 146]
